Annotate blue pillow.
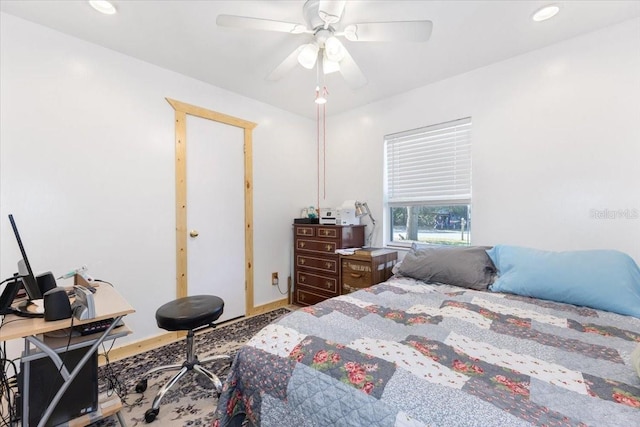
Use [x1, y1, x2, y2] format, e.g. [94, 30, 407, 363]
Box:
[487, 245, 640, 318]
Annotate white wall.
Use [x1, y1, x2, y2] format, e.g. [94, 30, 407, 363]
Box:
[2, 11, 639, 357]
[325, 18, 640, 263]
[0, 13, 316, 350]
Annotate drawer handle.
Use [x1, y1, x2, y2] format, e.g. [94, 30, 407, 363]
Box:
[325, 244, 332, 251]
[300, 275, 306, 282]
[350, 273, 363, 278]
[326, 262, 332, 269]
[300, 293, 306, 301]
[326, 281, 332, 289]
[299, 242, 306, 248]
[300, 258, 306, 265]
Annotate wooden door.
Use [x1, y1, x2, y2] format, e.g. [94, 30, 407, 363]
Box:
[186, 116, 245, 321]
[167, 98, 257, 319]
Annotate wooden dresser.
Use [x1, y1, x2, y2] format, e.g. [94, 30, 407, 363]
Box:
[293, 224, 365, 306]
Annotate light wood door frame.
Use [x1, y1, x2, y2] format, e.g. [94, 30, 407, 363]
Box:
[167, 98, 257, 315]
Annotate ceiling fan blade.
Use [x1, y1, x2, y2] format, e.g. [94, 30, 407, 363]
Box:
[343, 21, 433, 42]
[338, 48, 367, 89]
[217, 14, 308, 34]
[267, 45, 306, 81]
[318, 1, 346, 25]
[322, 53, 341, 75]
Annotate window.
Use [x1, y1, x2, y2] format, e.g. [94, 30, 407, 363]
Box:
[384, 117, 472, 247]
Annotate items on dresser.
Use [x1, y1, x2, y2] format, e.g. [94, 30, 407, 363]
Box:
[293, 224, 365, 305]
[319, 208, 337, 225]
[341, 249, 398, 294]
[319, 202, 361, 226]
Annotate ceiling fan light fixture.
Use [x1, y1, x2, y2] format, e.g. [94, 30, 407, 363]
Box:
[298, 43, 319, 69]
[322, 53, 341, 74]
[324, 36, 346, 62]
[532, 5, 560, 22]
[88, 0, 117, 15]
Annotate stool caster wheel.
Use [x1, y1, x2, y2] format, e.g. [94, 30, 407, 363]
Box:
[144, 408, 159, 423]
[136, 379, 148, 393]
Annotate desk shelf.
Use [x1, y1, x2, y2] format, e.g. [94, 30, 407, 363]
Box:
[64, 393, 124, 427]
[22, 326, 132, 363]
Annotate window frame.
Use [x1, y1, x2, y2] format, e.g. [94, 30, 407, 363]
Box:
[383, 117, 472, 249]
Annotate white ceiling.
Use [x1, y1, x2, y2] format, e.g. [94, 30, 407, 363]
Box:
[2, 1, 639, 119]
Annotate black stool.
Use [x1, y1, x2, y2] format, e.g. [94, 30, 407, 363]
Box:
[135, 295, 231, 423]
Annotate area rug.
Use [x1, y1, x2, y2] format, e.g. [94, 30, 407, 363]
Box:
[93, 308, 291, 427]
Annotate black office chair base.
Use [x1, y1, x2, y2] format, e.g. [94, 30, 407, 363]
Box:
[144, 407, 159, 423]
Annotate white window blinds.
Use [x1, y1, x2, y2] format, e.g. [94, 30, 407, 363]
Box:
[385, 117, 472, 206]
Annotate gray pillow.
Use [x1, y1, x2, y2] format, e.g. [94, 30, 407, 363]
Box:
[397, 244, 496, 290]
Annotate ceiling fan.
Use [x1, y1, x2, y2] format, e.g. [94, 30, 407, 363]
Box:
[216, 0, 433, 89]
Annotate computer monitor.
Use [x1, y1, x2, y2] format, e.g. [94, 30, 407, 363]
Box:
[8, 214, 43, 300]
[0, 278, 21, 315]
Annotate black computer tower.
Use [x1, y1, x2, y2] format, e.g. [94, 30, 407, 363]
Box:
[19, 347, 98, 426]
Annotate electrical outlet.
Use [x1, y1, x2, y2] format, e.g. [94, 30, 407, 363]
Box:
[272, 272, 279, 286]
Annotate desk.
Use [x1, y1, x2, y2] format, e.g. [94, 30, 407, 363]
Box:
[0, 284, 135, 427]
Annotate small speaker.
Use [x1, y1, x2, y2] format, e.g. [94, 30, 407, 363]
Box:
[37, 272, 57, 295]
[43, 288, 72, 321]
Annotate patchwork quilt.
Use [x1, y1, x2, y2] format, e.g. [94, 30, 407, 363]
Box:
[213, 276, 640, 427]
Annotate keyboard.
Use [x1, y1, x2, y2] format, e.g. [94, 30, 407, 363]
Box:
[74, 317, 122, 336]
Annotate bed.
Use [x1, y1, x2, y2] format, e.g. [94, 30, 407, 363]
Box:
[213, 245, 640, 427]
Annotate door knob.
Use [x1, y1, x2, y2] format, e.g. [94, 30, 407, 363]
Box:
[189, 230, 199, 238]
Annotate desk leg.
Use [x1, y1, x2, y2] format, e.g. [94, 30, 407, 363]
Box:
[116, 410, 128, 427]
[22, 339, 30, 427]
[25, 316, 124, 427]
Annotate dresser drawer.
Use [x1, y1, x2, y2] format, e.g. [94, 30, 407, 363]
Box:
[297, 271, 338, 294]
[316, 227, 338, 238]
[296, 254, 338, 274]
[294, 288, 332, 306]
[296, 239, 337, 255]
[295, 226, 315, 237]
[342, 259, 373, 293]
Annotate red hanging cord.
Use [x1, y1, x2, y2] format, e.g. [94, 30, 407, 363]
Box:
[317, 95, 320, 213]
[315, 85, 328, 210]
[323, 92, 326, 200]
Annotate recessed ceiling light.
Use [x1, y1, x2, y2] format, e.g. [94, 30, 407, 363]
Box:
[89, 0, 117, 15]
[532, 5, 560, 22]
